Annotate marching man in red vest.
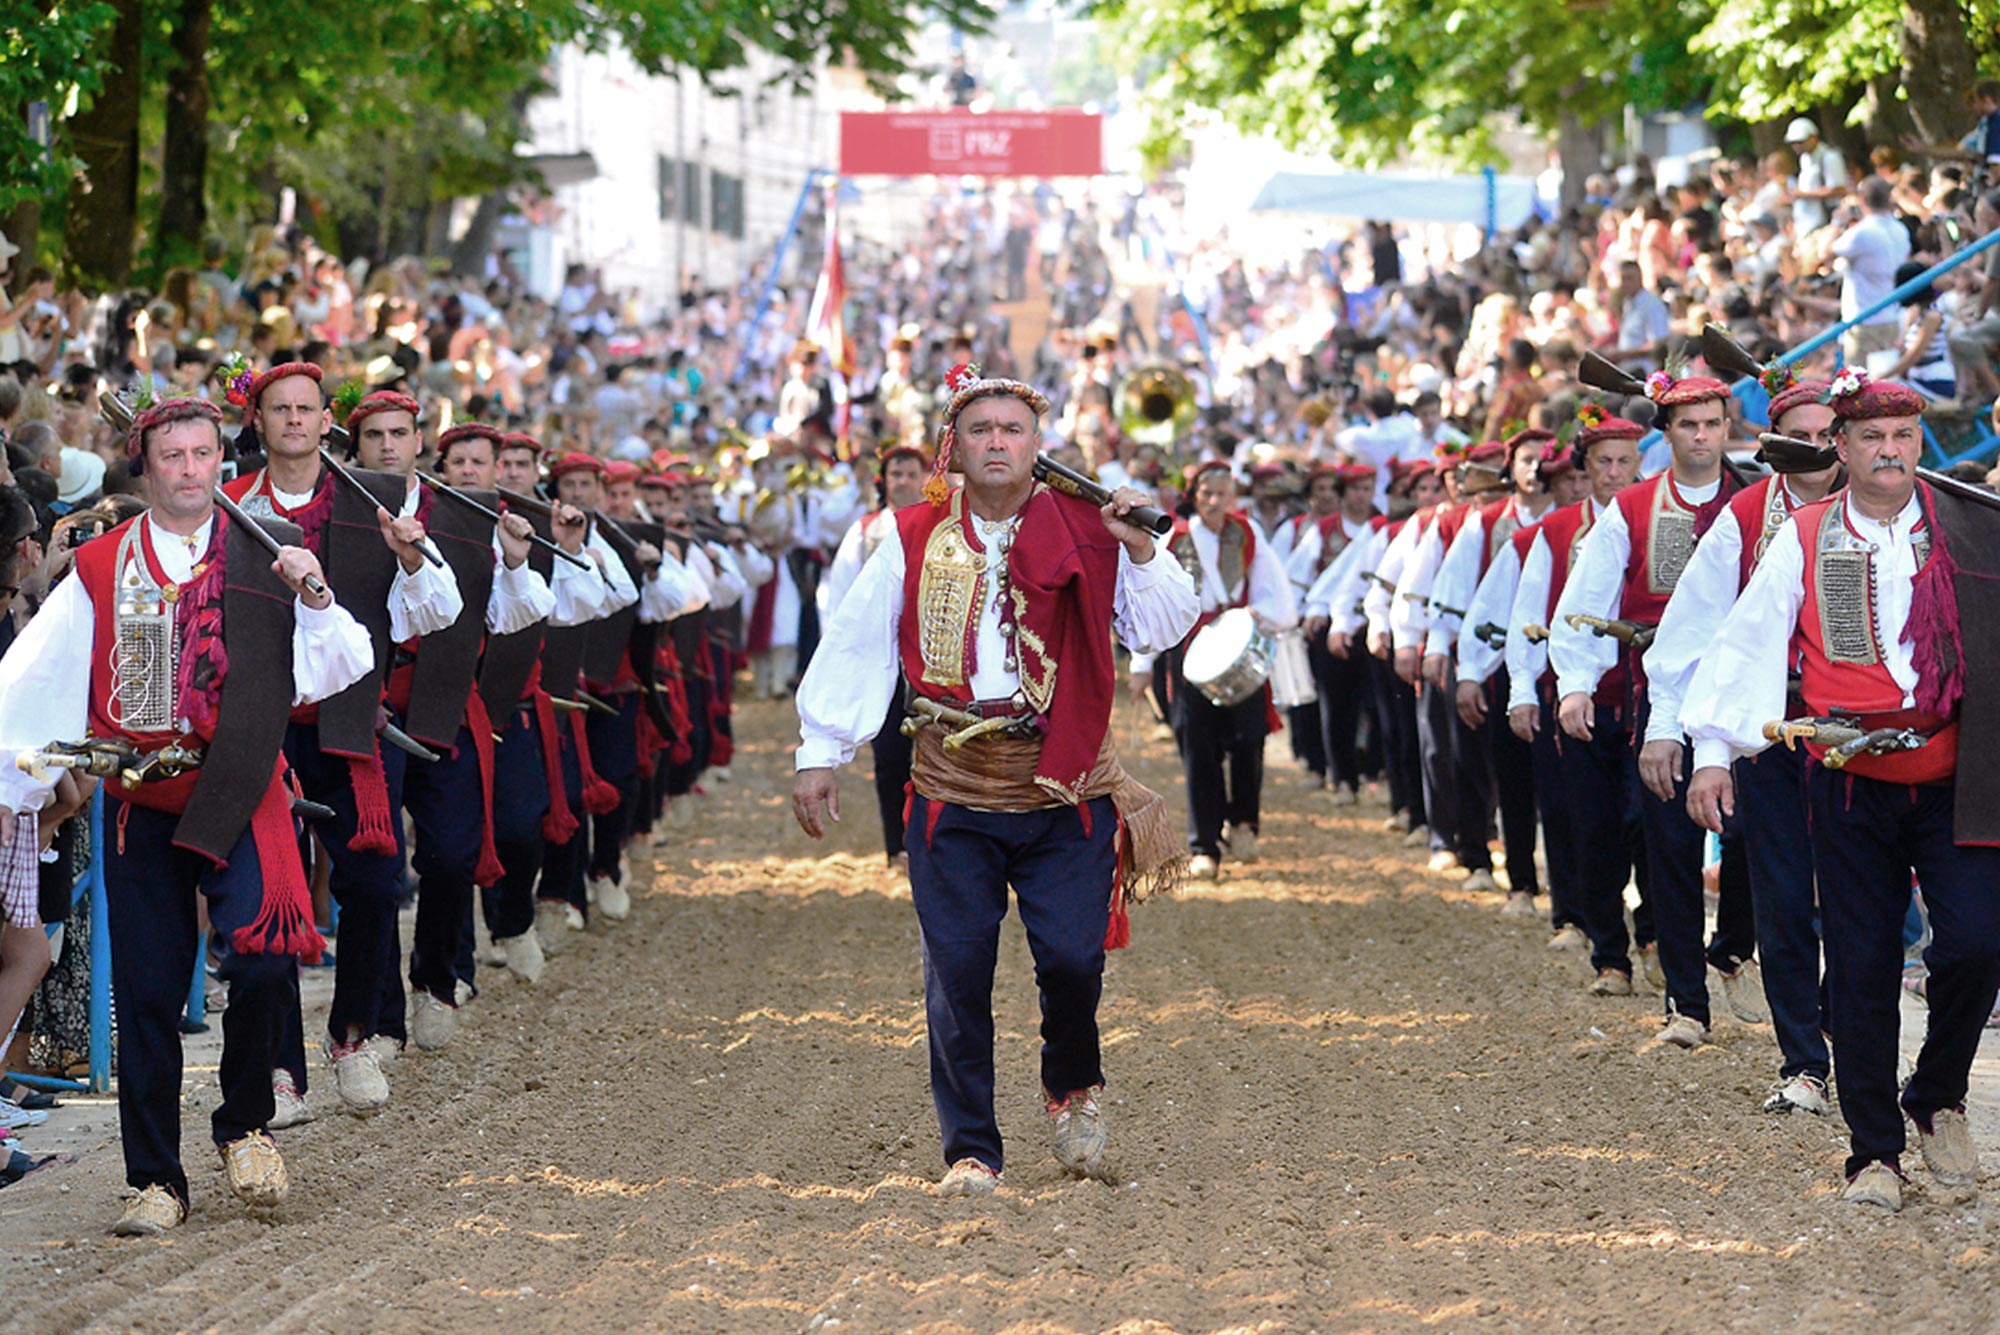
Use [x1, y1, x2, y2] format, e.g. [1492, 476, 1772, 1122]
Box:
[1136, 459, 1298, 880]
[0, 398, 373, 1233]
[793, 364, 1197, 1196]
[1682, 374, 2000, 1210]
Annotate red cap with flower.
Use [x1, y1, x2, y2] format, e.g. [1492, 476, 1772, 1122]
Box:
[927, 361, 1052, 506]
[1537, 444, 1578, 479]
[126, 397, 224, 465]
[1828, 369, 1926, 421]
[242, 361, 325, 421]
[1503, 427, 1556, 457]
[1643, 369, 1728, 409]
[1766, 378, 1833, 426]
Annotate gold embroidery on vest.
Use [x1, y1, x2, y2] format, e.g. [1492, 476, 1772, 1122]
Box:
[1755, 482, 1790, 563]
[1647, 483, 1696, 595]
[1009, 583, 1055, 712]
[1816, 497, 1880, 666]
[917, 493, 983, 688]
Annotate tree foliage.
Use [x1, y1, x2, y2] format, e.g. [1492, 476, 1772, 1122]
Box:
[0, 0, 117, 212]
[1100, 0, 1997, 171]
[23, 0, 991, 281]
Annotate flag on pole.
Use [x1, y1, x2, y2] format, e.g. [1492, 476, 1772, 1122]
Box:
[806, 179, 854, 451]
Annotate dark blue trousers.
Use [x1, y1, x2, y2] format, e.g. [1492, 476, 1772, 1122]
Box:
[403, 722, 485, 1006]
[104, 800, 299, 1203]
[869, 692, 912, 860]
[1562, 702, 1648, 978]
[1372, 659, 1424, 826]
[284, 721, 408, 1045]
[1736, 744, 1828, 1080]
[483, 703, 550, 942]
[1415, 678, 1460, 856]
[587, 695, 642, 882]
[1169, 661, 1267, 858]
[1309, 637, 1367, 794]
[1529, 712, 1581, 929]
[907, 793, 1117, 1173]
[1807, 768, 2000, 1176]
[1487, 669, 1538, 896]
[537, 715, 589, 914]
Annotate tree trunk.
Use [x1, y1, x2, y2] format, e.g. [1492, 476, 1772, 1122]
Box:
[158, 0, 214, 268]
[60, 0, 141, 287]
[1556, 103, 1604, 214]
[1901, 0, 1975, 146]
[449, 190, 508, 276]
[2, 198, 39, 272]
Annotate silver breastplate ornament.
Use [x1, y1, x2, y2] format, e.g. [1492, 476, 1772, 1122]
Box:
[110, 525, 179, 733]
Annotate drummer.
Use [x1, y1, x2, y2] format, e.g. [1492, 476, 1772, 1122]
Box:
[1129, 459, 1299, 879]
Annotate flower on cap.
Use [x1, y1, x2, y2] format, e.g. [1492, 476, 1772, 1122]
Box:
[944, 362, 981, 395]
[216, 351, 254, 408]
[1829, 367, 1866, 400]
[1575, 403, 1608, 430]
[1758, 363, 1796, 395]
[1643, 370, 1676, 402]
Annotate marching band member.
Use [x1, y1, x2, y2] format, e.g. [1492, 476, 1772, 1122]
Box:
[1290, 464, 1382, 806]
[1137, 459, 1299, 879]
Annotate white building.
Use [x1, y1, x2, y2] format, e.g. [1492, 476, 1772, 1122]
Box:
[523, 44, 876, 312]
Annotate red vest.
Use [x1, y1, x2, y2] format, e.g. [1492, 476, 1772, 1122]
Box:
[73, 517, 227, 814]
[1793, 495, 1955, 782]
[1538, 499, 1625, 704]
[1613, 471, 1739, 627]
[1167, 511, 1257, 637]
[1726, 475, 1802, 589]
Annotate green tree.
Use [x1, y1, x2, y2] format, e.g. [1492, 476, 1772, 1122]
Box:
[0, 0, 116, 263]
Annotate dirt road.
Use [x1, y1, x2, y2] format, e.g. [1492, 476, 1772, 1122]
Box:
[2, 698, 1996, 1335]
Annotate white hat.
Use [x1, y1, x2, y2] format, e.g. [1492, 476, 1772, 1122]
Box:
[0, 231, 18, 263]
[56, 447, 106, 504]
[1784, 117, 1819, 144]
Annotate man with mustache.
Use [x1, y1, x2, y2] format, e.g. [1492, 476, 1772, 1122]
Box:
[1682, 375, 2000, 1211]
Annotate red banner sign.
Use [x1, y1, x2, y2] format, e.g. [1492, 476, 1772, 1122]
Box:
[839, 111, 1104, 178]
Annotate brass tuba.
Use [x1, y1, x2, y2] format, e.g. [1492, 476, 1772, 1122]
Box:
[1118, 364, 1198, 448]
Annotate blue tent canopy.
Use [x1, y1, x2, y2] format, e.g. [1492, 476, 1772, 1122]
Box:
[1249, 169, 1543, 229]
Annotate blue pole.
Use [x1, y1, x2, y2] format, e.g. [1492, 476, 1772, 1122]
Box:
[87, 790, 110, 1093]
[185, 931, 206, 1027]
[1635, 228, 2000, 458]
[730, 167, 824, 384]
[1482, 166, 1497, 244]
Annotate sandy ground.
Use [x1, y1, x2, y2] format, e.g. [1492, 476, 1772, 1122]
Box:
[3, 696, 2000, 1335]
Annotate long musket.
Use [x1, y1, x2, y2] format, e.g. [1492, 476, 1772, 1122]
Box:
[1031, 454, 1173, 535]
[211, 485, 329, 600]
[1759, 433, 2000, 513]
[316, 449, 446, 569]
[1562, 612, 1657, 650]
[413, 471, 592, 570]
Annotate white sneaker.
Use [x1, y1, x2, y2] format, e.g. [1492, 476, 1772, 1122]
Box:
[1462, 868, 1499, 894]
[1658, 1011, 1708, 1050]
[711, 766, 733, 784]
[1048, 1086, 1107, 1176]
[1228, 828, 1261, 864]
[1329, 787, 1358, 808]
[269, 1070, 315, 1129]
[365, 1034, 402, 1068]
[1842, 1162, 1904, 1211]
[0, 1098, 48, 1128]
[1761, 1074, 1829, 1116]
[1547, 924, 1589, 952]
[411, 993, 458, 1052]
[1717, 959, 1771, 1024]
[1383, 811, 1411, 834]
[535, 900, 572, 956]
[1426, 849, 1459, 871]
[1916, 1106, 1980, 1186]
[936, 1158, 1000, 1197]
[500, 931, 545, 985]
[326, 1040, 389, 1115]
[1401, 824, 1431, 849]
[1187, 853, 1220, 882]
[1635, 944, 1667, 992]
[596, 875, 631, 920]
[1499, 891, 1537, 918]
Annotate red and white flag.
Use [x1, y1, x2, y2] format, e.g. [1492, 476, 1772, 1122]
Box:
[806, 181, 854, 447]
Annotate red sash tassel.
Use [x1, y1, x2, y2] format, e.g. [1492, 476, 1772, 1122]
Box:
[220, 765, 326, 962]
[345, 743, 398, 855]
[463, 690, 507, 886]
[571, 710, 622, 815]
[533, 691, 579, 845]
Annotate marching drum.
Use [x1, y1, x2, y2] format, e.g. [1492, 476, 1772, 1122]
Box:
[1182, 607, 1274, 708]
[1267, 628, 1317, 708]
